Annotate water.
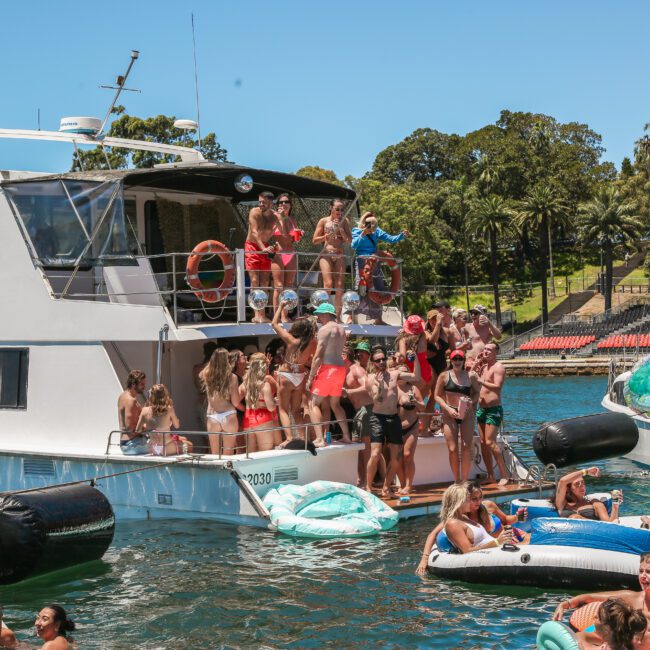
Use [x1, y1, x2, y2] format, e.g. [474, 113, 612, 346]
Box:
[4, 376, 649, 649]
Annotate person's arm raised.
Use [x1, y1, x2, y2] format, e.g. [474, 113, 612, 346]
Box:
[272, 301, 299, 345]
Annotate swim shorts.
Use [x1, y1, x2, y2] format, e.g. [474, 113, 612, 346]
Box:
[245, 240, 272, 272]
[368, 412, 403, 445]
[310, 364, 346, 397]
[120, 435, 149, 455]
[354, 405, 372, 439]
[476, 405, 504, 427]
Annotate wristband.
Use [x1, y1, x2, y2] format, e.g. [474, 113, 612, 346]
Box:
[582, 469, 588, 477]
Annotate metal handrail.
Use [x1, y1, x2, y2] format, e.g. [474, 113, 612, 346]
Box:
[107, 417, 357, 459]
[48, 248, 405, 325]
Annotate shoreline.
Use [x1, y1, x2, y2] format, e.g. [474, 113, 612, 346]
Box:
[500, 357, 635, 377]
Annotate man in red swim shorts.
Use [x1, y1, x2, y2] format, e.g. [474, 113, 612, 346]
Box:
[307, 302, 352, 447]
[246, 192, 280, 322]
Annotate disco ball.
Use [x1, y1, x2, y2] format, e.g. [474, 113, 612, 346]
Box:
[342, 290, 360, 312]
[310, 290, 330, 309]
[279, 289, 299, 311]
[248, 289, 268, 311]
[234, 173, 254, 193]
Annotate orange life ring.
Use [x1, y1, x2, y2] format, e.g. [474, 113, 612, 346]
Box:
[362, 250, 401, 306]
[186, 240, 235, 303]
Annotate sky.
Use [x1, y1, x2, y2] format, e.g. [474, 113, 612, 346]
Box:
[1, 1, 649, 178]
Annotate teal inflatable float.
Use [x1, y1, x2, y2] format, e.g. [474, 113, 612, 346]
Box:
[263, 480, 399, 538]
[536, 621, 580, 650]
[625, 355, 650, 412]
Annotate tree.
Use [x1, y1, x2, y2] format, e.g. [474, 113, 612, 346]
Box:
[577, 187, 644, 310]
[514, 186, 569, 323]
[467, 195, 514, 327]
[71, 112, 228, 171]
[295, 166, 343, 185]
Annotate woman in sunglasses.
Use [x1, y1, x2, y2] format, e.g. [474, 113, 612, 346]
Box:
[555, 466, 621, 521]
[271, 193, 303, 322]
[434, 349, 480, 483]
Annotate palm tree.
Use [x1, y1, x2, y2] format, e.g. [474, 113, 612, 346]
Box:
[577, 187, 644, 310]
[514, 186, 569, 325]
[467, 195, 514, 327]
[474, 154, 502, 197]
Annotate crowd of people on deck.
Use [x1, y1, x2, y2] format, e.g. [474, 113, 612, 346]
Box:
[117, 294, 508, 498]
[0, 604, 75, 648]
[243, 191, 409, 324]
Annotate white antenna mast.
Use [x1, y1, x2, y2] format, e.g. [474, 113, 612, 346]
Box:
[97, 50, 141, 136]
[191, 13, 202, 149]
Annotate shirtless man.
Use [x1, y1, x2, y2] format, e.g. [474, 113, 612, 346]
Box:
[474, 343, 508, 485]
[117, 370, 148, 455]
[342, 341, 373, 486]
[552, 552, 650, 649]
[365, 346, 421, 497]
[246, 191, 281, 323]
[0, 607, 16, 649]
[463, 304, 501, 369]
[307, 302, 351, 447]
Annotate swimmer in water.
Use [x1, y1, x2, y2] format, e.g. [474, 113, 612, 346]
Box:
[35, 604, 75, 649]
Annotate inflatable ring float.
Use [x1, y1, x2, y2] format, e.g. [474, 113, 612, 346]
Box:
[186, 239, 235, 303]
[262, 480, 399, 538]
[536, 621, 580, 650]
[361, 250, 401, 306]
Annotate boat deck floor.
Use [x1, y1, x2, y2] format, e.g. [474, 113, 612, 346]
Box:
[378, 480, 553, 512]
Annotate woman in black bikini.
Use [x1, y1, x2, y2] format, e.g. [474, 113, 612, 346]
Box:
[423, 304, 451, 434]
[397, 371, 425, 495]
[434, 349, 480, 484]
[555, 466, 622, 522]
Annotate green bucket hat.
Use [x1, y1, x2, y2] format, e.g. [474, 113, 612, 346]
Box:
[355, 341, 371, 354]
[314, 302, 336, 315]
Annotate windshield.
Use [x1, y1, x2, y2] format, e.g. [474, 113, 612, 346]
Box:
[3, 179, 131, 268]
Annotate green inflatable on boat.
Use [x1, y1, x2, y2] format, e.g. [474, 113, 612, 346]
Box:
[262, 480, 399, 538]
[536, 621, 580, 650]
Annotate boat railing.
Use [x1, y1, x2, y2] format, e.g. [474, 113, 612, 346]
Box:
[106, 417, 357, 459]
[46, 248, 404, 325]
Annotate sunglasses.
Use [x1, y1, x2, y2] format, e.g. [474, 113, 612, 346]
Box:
[572, 480, 586, 488]
[278, 200, 291, 205]
[451, 357, 464, 362]
[372, 357, 387, 363]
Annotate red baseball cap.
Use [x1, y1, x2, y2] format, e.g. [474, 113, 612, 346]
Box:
[450, 349, 465, 360]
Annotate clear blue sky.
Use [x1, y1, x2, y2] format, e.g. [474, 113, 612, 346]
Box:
[2, 1, 649, 178]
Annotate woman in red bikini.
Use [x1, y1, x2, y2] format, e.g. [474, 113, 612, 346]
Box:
[312, 199, 352, 319]
[271, 193, 303, 322]
[240, 352, 280, 451]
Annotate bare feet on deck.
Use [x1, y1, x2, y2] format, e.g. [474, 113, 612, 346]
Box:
[397, 487, 410, 496]
[498, 477, 511, 487]
[251, 316, 271, 324]
[313, 439, 327, 448]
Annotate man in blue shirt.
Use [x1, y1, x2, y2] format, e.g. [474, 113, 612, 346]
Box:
[350, 212, 409, 324]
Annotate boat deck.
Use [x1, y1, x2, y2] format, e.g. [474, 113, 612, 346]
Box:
[378, 480, 554, 519]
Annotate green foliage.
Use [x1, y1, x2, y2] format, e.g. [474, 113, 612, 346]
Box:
[71, 113, 228, 171]
[295, 166, 343, 185]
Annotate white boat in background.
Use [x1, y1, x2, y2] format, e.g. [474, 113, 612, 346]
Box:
[0, 110, 539, 527]
[602, 368, 650, 466]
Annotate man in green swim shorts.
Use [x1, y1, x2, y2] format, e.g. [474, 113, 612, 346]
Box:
[474, 343, 509, 486]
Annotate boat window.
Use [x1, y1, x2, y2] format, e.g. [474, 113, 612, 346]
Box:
[4, 179, 132, 269]
[0, 349, 28, 409]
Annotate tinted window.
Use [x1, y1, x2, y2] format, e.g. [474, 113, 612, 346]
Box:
[0, 349, 28, 409]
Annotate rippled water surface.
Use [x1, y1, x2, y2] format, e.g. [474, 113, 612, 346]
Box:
[6, 375, 650, 649]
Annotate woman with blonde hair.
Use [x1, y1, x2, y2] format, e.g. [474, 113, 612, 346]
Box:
[272, 301, 318, 442]
[312, 199, 352, 319]
[135, 384, 193, 456]
[200, 347, 242, 455]
[240, 352, 280, 451]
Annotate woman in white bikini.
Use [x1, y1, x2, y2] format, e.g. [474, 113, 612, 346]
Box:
[200, 347, 242, 455]
[312, 199, 352, 319]
[135, 384, 192, 456]
[272, 300, 317, 443]
[240, 352, 280, 451]
[271, 193, 303, 322]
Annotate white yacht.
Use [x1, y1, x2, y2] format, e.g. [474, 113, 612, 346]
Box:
[0, 118, 536, 527]
[602, 367, 650, 466]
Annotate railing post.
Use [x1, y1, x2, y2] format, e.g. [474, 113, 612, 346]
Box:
[172, 254, 178, 324]
[235, 248, 246, 323]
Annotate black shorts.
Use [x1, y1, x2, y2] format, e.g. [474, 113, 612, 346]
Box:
[368, 412, 403, 446]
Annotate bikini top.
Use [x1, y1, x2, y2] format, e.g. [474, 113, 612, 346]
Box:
[559, 503, 598, 520]
[445, 372, 471, 396]
[427, 334, 449, 354]
[462, 519, 493, 547]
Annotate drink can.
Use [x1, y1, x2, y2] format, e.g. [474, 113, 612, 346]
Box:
[517, 507, 527, 522]
[325, 431, 331, 444]
[612, 489, 622, 503]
